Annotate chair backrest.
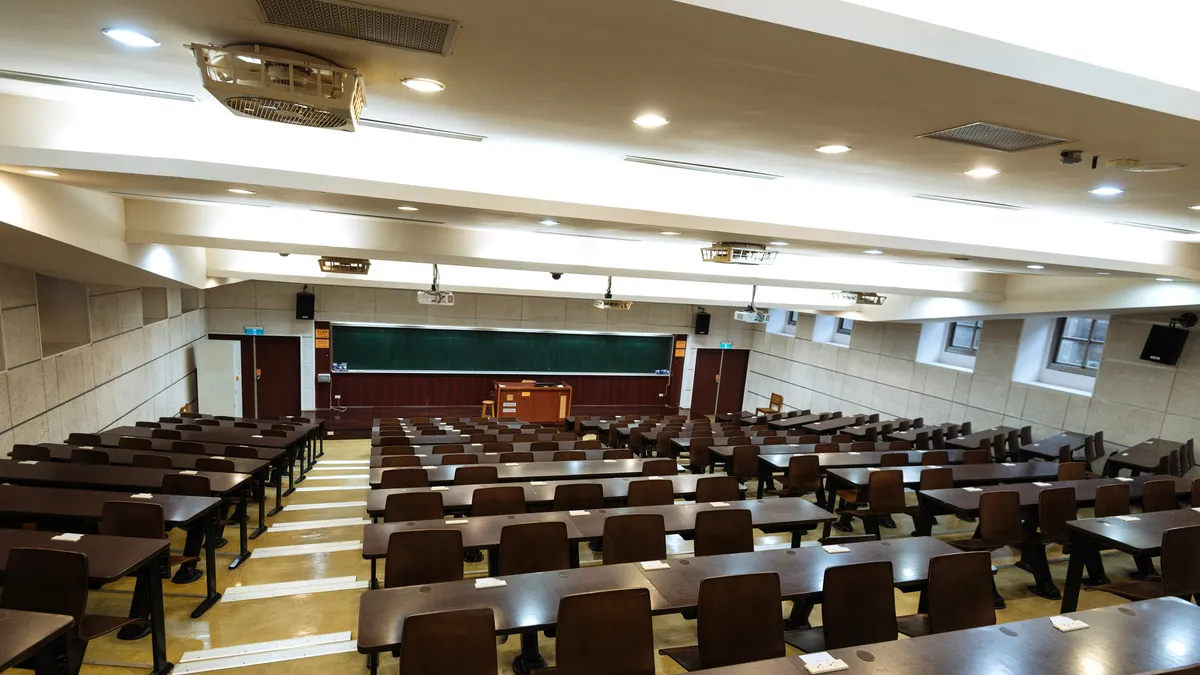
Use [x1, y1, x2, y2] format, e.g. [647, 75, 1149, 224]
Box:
[1020, 426, 1033, 445]
[136, 421, 161, 429]
[814, 443, 839, 454]
[1037, 487, 1077, 540]
[602, 449, 634, 460]
[922, 451, 949, 466]
[1057, 445, 1073, 463]
[926, 551, 997, 633]
[234, 421, 258, 429]
[918, 467, 954, 491]
[991, 434, 1008, 462]
[641, 459, 677, 476]
[575, 440, 602, 450]
[602, 513, 666, 565]
[532, 441, 560, 452]
[830, 434, 853, 444]
[385, 492, 444, 522]
[1141, 479, 1179, 513]
[161, 473, 211, 496]
[454, 465, 499, 486]
[440, 454, 479, 466]
[11, 444, 50, 461]
[728, 446, 759, 479]
[0, 548, 89, 629]
[888, 441, 913, 451]
[66, 433, 102, 446]
[159, 417, 182, 424]
[175, 424, 202, 432]
[381, 455, 421, 468]
[880, 453, 908, 467]
[553, 483, 605, 511]
[385, 530, 464, 588]
[1161, 524, 1200, 597]
[795, 434, 821, 444]
[133, 453, 174, 469]
[513, 433, 537, 442]
[978, 491, 1024, 543]
[962, 449, 989, 465]
[380, 446, 416, 457]
[483, 442, 512, 454]
[100, 500, 167, 539]
[866, 470, 907, 511]
[195, 457, 235, 473]
[785, 455, 821, 493]
[498, 452, 534, 463]
[1093, 483, 1131, 518]
[1057, 462, 1086, 481]
[261, 429, 288, 437]
[498, 521, 571, 575]
[432, 444, 465, 455]
[850, 441, 875, 452]
[554, 588, 655, 675]
[171, 441, 207, 455]
[695, 476, 741, 503]
[626, 479, 675, 507]
[697, 572, 784, 668]
[380, 468, 430, 489]
[197, 419, 220, 426]
[1193, 478, 1200, 509]
[554, 450, 586, 462]
[379, 436, 412, 448]
[469, 486, 527, 517]
[914, 431, 930, 450]
[821, 560, 897, 649]
[960, 422, 973, 435]
[1169, 449, 1183, 477]
[118, 436, 153, 450]
[694, 508, 754, 557]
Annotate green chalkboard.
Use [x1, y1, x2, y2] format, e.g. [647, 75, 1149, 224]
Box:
[331, 325, 673, 374]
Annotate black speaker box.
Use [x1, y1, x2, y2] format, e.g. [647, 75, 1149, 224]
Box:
[296, 292, 315, 320]
[1140, 325, 1188, 365]
[694, 312, 711, 335]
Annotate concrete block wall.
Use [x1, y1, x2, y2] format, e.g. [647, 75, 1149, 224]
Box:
[0, 263, 205, 457]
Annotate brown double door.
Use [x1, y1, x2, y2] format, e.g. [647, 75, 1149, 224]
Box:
[690, 349, 749, 417]
[209, 334, 301, 417]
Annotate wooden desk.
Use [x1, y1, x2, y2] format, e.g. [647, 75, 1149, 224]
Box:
[945, 425, 1019, 449]
[1104, 437, 1184, 476]
[1019, 432, 1089, 461]
[686, 597, 1200, 675]
[766, 414, 824, 430]
[370, 440, 579, 457]
[802, 416, 865, 434]
[495, 381, 572, 423]
[918, 476, 1194, 518]
[368, 459, 679, 488]
[370, 431, 562, 446]
[1061, 508, 1200, 612]
[842, 419, 910, 439]
[369, 449, 606, 467]
[365, 474, 739, 518]
[885, 423, 953, 443]
[0, 609, 73, 675]
[362, 498, 835, 585]
[0, 530, 173, 675]
[755, 449, 969, 499]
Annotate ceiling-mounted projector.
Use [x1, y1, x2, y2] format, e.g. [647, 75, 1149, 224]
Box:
[418, 290, 455, 306]
[734, 309, 769, 323]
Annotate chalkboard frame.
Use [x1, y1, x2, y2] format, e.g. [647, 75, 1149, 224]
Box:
[330, 323, 675, 376]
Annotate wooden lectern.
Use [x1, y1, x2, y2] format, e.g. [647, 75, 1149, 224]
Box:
[494, 381, 572, 423]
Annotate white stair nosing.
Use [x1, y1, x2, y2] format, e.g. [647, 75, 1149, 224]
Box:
[180, 631, 352, 663]
[295, 485, 372, 492]
[282, 500, 368, 511]
[174, 640, 357, 673]
[301, 474, 370, 481]
[251, 540, 363, 558]
[221, 576, 368, 602]
[268, 517, 371, 532]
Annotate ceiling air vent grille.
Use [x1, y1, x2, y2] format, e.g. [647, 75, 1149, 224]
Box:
[913, 194, 1028, 211]
[257, 0, 458, 55]
[918, 122, 1071, 152]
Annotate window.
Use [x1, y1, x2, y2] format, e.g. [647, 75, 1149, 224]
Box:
[1050, 317, 1108, 375]
[786, 311, 799, 326]
[945, 321, 983, 355]
[836, 318, 854, 335]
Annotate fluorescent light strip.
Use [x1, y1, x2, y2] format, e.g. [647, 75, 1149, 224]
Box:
[294, 485, 372, 492]
[308, 208, 444, 224]
[268, 517, 372, 533]
[0, 69, 198, 102]
[359, 118, 486, 142]
[282, 500, 368, 511]
[912, 194, 1028, 211]
[1107, 220, 1198, 235]
[175, 634, 357, 674]
[220, 576, 368, 602]
[250, 540, 363, 558]
[622, 155, 782, 180]
[180, 631, 353, 663]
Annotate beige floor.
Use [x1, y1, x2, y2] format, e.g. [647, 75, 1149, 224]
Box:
[80, 438, 1136, 674]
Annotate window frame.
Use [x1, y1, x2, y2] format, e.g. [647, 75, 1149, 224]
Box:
[836, 318, 854, 335]
[786, 311, 799, 326]
[1048, 316, 1108, 376]
[944, 320, 983, 356]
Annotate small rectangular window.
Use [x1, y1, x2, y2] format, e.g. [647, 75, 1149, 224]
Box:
[945, 320, 983, 356]
[1050, 317, 1108, 375]
[786, 311, 799, 326]
[836, 318, 854, 335]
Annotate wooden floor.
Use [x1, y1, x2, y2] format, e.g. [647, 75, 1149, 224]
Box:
[79, 437, 1140, 675]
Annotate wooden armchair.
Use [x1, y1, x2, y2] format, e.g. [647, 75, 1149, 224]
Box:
[755, 393, 783, 416]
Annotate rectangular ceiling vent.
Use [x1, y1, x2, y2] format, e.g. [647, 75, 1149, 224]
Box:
[1107, 220, 1198, 235]
[256, 0, 458, 56]
[622, 156, 781, 180]
[918, 122, 1071, 153]
[913, 194, 1029, 211]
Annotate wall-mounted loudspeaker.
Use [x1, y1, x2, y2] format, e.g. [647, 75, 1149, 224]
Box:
[694, 311, 711, 335]
[1140, 325, 1188, 366]
[296, 291, 315, 320]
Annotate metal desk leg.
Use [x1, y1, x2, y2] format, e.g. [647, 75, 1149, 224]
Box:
[369, 559, 378, 590]
[284, 451, 298, 495]
[318, 425, 325, 457]
[34, 639, 59, 675]
[1059, 538, 1090, 613]
[295, 444, 307, 483]
[229, 495, 252, 569]
[367, 653, 378, 675]
[250, 476, 267, 538]
[191, 514, 222, 618]
[513, 633, 546, 675]
[147, 553, 174, 675]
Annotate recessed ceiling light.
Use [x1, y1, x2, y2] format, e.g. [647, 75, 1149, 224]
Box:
[862, 249, 884, 255]
[1189, 205, 1200, 210]
[396, 206, 420, 211]
[226, 188, 256, 195]
[102, 28, 160, 48]
[538, 219, 560, 226]
[1026, 264, 1045, 270]
[401, 78, 445, 93]
[965, 167, 1000, 178]
[816, 145, 851, 154]
[769, 241, 789, 246]
[660, 231, 681, 236]
[1096, 272, 1111, 275]
[1156, 277, 1174, 282]
[633, 114, 669, 128]
[1089, 186, 1124, 196]
[26, 169, 59, 177]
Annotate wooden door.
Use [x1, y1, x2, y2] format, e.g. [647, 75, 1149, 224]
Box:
[209, 334, 255, 417]
[690, 349, 723, 416]
[254, 336, 302, 417]
[715, 349, 750, 416]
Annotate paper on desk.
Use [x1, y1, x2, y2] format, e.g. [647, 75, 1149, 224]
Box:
[709, 502, 730, 508]
[803, 659, 848, 673]
[18, 460, 38, 465]
[1116, 477, 1133, 482]
[79, 446, 93, 450]
[1049, 616, 1089, 632]
[214, 456, 226, 460]
[1033, 482, 1052, 487]
[867, 467, 881, 472]
[640, 560, 670, 571]
[130, 493, 153, 499]
[1116, 515, 1140, 522]
[431, 486, 449, 491]
[569, 510, 590, 516]
[1002, 463, 1016, 467]
[530, 481, 548, 486]
[179, 470, 198, 475]
[414, 454, 427, 457]
[52, 533, 84, 542]
[474, 578, 506, 589]
[251, 435, 263, 438]
[422, 466, 437, 470]
[926, 465, 943, 469]
[648, 476, 665, 480]
[963, 487, 983, 492]
[445, 517, 468, 524]
[505, 463, 520, 467]
[800, 653, 834, 665]
[603, 459, 617, 463]
[472, 443, 483, 447]
[848, 452, 860, 455]
[823, 545, 851, 554]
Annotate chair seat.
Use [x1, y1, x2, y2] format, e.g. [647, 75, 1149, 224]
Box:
[170, 554, 200, 568]
[80, 613, 141, 640]
[783, 626, 826, 653]
[1085, 579, 1166, 601]
[836, 489, 859, 502]
[836, 507, 902, 519]
[895, 613, 932, 637]
[948, 538, 1018, 552]
[658, 645, 702, 672]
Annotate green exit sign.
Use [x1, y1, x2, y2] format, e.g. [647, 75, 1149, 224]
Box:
[719, 341, 733, 349]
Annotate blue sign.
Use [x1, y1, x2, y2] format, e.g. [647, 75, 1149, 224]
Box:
[244, 326, 265, 336]
[719, 341, 734, 349]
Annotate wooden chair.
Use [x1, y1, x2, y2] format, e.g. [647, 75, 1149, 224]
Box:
[480, 400, 496, 418]
[962, 449, 989, 464]
[921, 451, 949, 466]
[830, 434, 853, 444]
[686, 438, 715, 475]
[553, 451, 586, 462]
[195, 458, 235, 473]
[914, 431, 930, 450]
[829, 469, 906, 538]
[553, 433, 577, 442]
[888, 441, 914, 451]
[498, 522, 571, 575]
[432, 444, 465, 455]
[602, 513, 666, 565]
[1142, 479, 1179, 512]
[454, 466, 499, 486]
[574, 440, 601, 450]
[1023, 487, 1076, 600]
[695, 476, 741, 503]
[786, 560, 896, 652]
[469, 486, 526, 517]
[440, 453, 479, 465]
[756, 393, 784, 416]
[552, 483, 605, 512]
[379, 436, 412, 447]
[626, 479, 675, 507]
[70, 448, 110, 465]
[171, 441, 206, 455]
[1094, 483, 1131, 517]
[197, 419, 220, 427]
[602, 449, 634, 460]
[483, 442, 512, 454]
[906, 467, 954, 535]
[159, 417, 183, 424]
[380, 446, 416, 457]
[1058, 462, 1086, 481]
[66, 433, 102, 446]
[117, 436, 153, 450]
[499, 452, 535, 463]
[380, 455, 421, 468]
[385, 492, 444, 522]
[641, 459, 677, 476]
[542, 588, 655, 675]
[398, 607, 497, 675]
[532, 441, 560, 452]
[814, 443, 839, 454]
[897, 551, 996, 637]
[11, 444, 49, 461]
[176, 424, 203, 432]
[693, 508, 754, 557]
[385, 530, 464, 587]
[379, 468, 430, 489]
[1088, 525, 1200, 604]
[659, 573, 784, 670]
[780, 455, 823, 505]
[133, 454, 173, 469]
